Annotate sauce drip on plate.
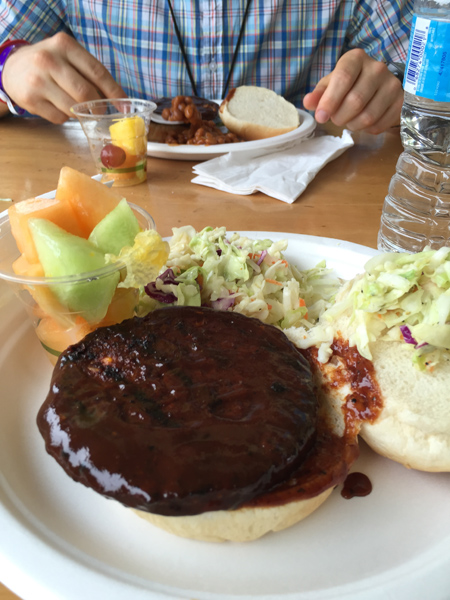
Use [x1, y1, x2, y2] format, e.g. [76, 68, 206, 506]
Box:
[341, 472, 373, 499]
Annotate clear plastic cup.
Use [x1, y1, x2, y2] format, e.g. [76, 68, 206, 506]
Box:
[0, 204, 155, 364]
[70, 99, 156, 187]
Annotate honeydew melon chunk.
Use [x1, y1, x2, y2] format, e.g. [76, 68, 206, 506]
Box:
[13, 254, 77, 328]
[88, 198, 140, 255]
[29, 218, 120, 322]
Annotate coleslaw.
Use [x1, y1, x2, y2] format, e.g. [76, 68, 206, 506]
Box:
[139, 226, 341, 331]
[295, 247, 450, 370]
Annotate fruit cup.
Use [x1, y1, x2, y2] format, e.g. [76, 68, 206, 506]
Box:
[0, 203, 155, 365]
[71, 99, 156, 187]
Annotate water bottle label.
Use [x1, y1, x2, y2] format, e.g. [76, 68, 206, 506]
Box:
[404, 15, 450, 102]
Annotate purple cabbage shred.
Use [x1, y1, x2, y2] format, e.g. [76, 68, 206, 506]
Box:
[144, 268, 178, 304]
[400, 325, 418, 346]
[257, 250, 268, 265]
[210, 295, 235, 311]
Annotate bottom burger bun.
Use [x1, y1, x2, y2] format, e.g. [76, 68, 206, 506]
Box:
[219, 86, 300, 140]
[132, 369, 357, 543]
[132, 488, 333, 543]
[359, 339, 450, 472]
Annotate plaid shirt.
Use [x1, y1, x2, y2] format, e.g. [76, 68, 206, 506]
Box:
[1, 0, 413, 106]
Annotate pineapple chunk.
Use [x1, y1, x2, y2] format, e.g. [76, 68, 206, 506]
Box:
[109, 115, 147, 155]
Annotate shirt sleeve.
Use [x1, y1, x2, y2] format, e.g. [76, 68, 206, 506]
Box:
[345, 0, 414, 64]
[0, 0, 70, 44]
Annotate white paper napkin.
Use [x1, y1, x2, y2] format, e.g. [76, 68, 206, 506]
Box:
[192, 130, 354, 204]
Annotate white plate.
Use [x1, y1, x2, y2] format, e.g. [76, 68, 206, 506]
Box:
[150, 99, 220, 125]
[1, 232, 450, 600]
[147, 109, 316, 161]
[150, 113, 185, 126]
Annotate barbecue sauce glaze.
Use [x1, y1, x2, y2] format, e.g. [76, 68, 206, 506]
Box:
[37, 307, 358, 517]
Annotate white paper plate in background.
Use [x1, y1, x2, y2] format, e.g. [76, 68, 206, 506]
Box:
[147, 109, 316, 161]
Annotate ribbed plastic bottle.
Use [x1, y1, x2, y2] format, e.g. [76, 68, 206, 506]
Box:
[378, 0, 450, 252]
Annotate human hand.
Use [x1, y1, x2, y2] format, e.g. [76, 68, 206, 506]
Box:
[303, 49, 404, 134]
[2, 32, 126, 123]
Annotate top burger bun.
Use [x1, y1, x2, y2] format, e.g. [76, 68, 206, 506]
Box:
[359, 339, 450, 472]
[219, 86, 300, 140]
[290, 248, 450, 474]
[311, 307, 450, 473]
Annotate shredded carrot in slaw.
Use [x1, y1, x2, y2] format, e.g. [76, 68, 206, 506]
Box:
[265, 278, 283, 286]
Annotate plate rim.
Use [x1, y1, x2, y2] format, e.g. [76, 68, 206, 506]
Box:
[147, 109, 316, 160]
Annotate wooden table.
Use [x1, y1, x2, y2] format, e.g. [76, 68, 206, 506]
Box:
[0, 117, 403, 247]
[0, 116, 403, 600]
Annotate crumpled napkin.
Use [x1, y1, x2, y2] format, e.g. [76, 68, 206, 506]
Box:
[192, 130, 354, 204]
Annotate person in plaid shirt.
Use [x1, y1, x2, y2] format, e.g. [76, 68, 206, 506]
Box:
[0, 0, 413, 133]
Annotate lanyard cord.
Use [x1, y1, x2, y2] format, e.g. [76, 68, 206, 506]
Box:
[167, 0, 253, 99]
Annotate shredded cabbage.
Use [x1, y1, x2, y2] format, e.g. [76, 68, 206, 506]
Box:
[139, 225, 341, 331]
[305, 247, 450, 370]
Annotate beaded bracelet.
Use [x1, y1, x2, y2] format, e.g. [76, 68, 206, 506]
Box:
[0, 40, 31, 115]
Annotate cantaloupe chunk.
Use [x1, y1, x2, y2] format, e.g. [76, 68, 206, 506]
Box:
[35, 290, 137, 364]
[102, 153, 146, 184]
[35, 315, 93, 365]
[8, 196, 84, 263]
[12, 254, 45, 278]
[55, 166, 125, 236]
[98, 287, 138, 328]
[12, 254, 78, 327]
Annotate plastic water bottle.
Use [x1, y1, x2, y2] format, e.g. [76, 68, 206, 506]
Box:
[378, 0, 450, 252]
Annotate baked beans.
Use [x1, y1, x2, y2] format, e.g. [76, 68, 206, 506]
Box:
[161, 95, 242, 146]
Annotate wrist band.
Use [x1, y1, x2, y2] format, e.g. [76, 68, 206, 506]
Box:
[0, 40, 31, 115]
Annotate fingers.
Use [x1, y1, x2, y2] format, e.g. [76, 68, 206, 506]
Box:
[302, 77, 329, 112]
[313, 50, 365, 123]
[2, 32, 126, 123]
[305, 49, 404, 133]
[52, 32, 126, 101]
[28, 73, 95, 124]
[351, 92, 404, 134]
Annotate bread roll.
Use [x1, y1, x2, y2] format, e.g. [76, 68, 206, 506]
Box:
[219, 86, 300, 140]
[133, 488, 333, 542]
[300, 281, 450, 473]
[359, 339, 450, 471]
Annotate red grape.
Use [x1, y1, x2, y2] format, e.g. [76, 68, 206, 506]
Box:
[101, 143, 126, 168]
